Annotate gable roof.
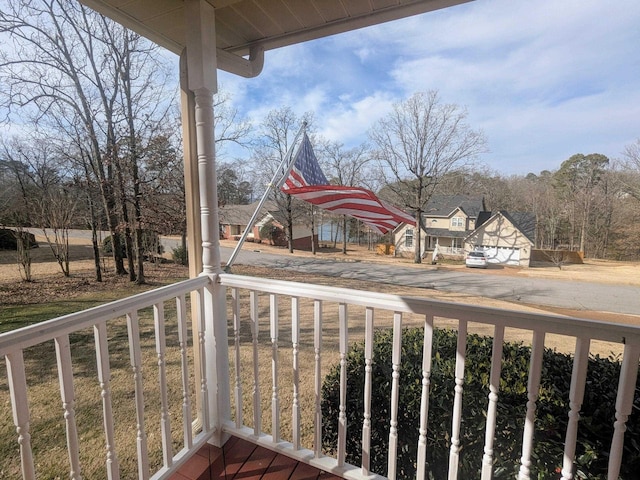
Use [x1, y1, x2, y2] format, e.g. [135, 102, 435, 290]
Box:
[219, 201, 276, 226]
[423, 195, 486, 218]
[466, 210, 536, 244]
[475, 210, 493, 228]
[501, 211, 536, 244]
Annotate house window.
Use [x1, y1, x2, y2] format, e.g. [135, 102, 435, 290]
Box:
[405, 228, 414, 248]
[451, 217, 464, 228]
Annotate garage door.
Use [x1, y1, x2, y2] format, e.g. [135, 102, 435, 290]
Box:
[480, 246, 520, 265]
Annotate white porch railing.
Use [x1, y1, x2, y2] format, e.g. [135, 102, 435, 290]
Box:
[0, 275, 215, 480]
[434, 246, 464, 255]
[1, 273, 639, 479]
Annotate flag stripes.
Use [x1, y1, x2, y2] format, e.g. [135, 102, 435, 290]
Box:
[280, 131, 415, 234]
[284, 185, 415, 234]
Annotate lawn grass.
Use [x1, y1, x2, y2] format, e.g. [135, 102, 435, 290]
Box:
[0, 264, 194, 479]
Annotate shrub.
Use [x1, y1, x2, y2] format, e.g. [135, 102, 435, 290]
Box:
[102, 233, 126, 257]
[103, 230, 162, 259]
[259, 221, 286, 246]
[0, 228, 38, 250]
[172, 245, 188, 266]
[321, 327, 640, 479]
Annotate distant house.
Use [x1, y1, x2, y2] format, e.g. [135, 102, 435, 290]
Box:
[464, 211, 536, 267]
[219, 200, 316, 249]
[395, 195, 487, 257]
[394, 196, 536, 267]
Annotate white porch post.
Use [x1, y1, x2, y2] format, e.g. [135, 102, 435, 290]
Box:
[183, 0, 230, 447]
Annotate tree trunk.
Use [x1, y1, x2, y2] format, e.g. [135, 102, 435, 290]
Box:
[414, 211, 422, 264]
[311, 206, 316, 255]
[116, 160, 136, 282]
[91, 221, 102, 282]
[287, 194, 294, 253]
[342, 215, 347, 255]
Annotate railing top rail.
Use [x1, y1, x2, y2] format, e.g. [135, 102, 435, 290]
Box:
[0, 275, 211, 356]
[219, 273, 640, 345]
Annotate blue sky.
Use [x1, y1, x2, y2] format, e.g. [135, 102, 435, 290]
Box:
[218, 0, 640, 176]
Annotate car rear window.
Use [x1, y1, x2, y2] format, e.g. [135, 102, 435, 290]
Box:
[468, 252, 485, 257]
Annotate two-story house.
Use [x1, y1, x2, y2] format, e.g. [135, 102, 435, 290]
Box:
[395, 195, 487, 258]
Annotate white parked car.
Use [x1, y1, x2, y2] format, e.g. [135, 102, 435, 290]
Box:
[465, 251, 488, 268]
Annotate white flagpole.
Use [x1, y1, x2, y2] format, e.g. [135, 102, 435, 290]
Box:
[224, 121, 307, 270]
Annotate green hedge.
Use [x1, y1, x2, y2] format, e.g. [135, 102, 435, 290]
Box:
[321, 327, 640, 479]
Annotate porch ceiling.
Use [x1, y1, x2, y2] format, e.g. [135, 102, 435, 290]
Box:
[78, 0, 472, 75]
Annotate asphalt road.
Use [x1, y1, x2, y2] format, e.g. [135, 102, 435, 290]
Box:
[40, 229, 639, 316]
[220, 246, 640, 316]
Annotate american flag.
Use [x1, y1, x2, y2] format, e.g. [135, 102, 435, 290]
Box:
[280, 133, 328, 190]
[280, 133, 415, 235]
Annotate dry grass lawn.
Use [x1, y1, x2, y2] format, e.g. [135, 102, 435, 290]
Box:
[0, 234, 639, 478]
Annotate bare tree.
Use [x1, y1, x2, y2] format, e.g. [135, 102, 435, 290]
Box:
[621, 139, 640, 202]
[0, 1, 127, 274]
[0, 136, 78, 276]
[0, 0, 177, 281]
[320, 141, 372, 254]
[253, 107, 313, 253]
[370, 91, 487, 263]
[553, 153, 609, 255]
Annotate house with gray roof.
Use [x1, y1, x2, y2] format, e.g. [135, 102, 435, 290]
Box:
[394, 195, 487, 258]
[219, 200, 316, 248]
[393, 195, 537, 266]
[464, 211, 537, 266]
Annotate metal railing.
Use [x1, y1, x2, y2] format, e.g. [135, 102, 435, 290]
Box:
[1, 273, 639, 479]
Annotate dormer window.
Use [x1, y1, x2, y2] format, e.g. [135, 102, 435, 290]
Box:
[451, 217, 464, 227]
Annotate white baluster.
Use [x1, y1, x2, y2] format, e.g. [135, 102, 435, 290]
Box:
[481, 325, 505, 480]
[314, 299, 323, 457]
[337, 303, 349, 467]
[176, 295, 193, 450]
[292, 296, 301, 450]
[417, 314, 434, 480]
[195, 286, 209, 432]
[250, 290, 261, 436]
[94, 322, 120, 480]
[361, 307, 374, 476]
[270, 293, 280, 442]
[126, 311, 150, 479]
[387, 312, 403, 479]
[231, 287, 243, 428]
[518, 330, 546, 480]
[417, 315, 433, 480]
[154, 302, 172, 467]
[560, 337, 590, 480]
[608, 342, 640, 479]
[55, 334, 83, 480]
[448, 320, 468, 480]
[6, 350, 36, 480]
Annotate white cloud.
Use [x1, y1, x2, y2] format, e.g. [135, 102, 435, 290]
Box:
[320, 91, 398, 145]
[218, 0, 640, 174]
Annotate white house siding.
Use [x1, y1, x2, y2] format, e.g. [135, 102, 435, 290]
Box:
[448, 208, 469, 232]
[393, 223, 427, 258]
[464, 215, 533, 267]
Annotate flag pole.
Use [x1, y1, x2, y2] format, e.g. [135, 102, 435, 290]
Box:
[224, 121, 307, 271]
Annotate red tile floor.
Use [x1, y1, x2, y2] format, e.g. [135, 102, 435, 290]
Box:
[169, 435, 342, 480]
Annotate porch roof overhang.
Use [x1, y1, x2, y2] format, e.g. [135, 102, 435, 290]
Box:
[78, 0, 472, 77]
[425, 228, 468, 238]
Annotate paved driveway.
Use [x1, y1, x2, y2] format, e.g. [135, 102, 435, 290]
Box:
[221, 247, 640, 316]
